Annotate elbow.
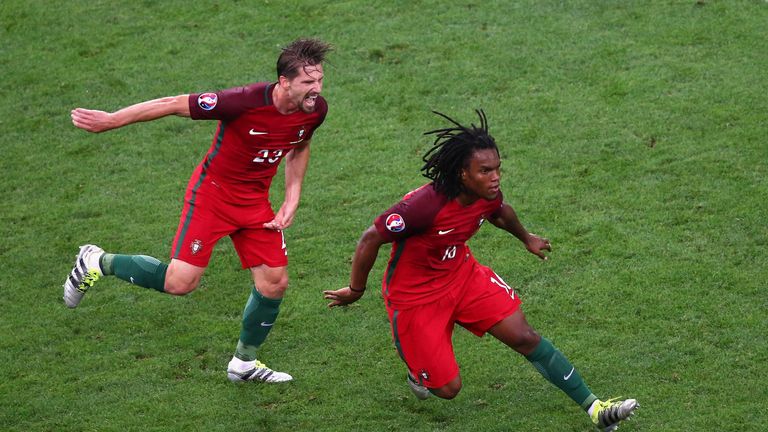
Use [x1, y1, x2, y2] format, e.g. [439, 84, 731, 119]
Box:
[359, 226, 386, 249]
[169, 95, 191, 117]
[360, 225, 380, 241]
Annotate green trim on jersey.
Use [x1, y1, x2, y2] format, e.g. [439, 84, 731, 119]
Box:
[392, 310, 406, 362]
[173, 123, 225, 259]
[384, 240, 407, 297]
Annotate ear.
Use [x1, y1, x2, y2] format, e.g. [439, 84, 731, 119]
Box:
[278, 75, 290, 88]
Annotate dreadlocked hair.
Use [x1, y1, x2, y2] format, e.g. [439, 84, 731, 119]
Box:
[421, 109, 498, 198]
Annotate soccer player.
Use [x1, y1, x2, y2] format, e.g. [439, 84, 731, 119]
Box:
[64, 38, 332, 384]
[324, 110, 638, 431]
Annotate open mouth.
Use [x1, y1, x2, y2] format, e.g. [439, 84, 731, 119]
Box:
[304, 94, 318, 107]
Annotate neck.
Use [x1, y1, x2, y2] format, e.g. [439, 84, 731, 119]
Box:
[272, 84, 299, 115]
[456, 192, 479, 207]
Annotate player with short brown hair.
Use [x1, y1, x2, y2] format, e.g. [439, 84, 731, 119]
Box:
[64, 38, 332, 383]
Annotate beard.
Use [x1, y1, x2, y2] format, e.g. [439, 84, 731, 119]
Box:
[299, 93, 318, 113]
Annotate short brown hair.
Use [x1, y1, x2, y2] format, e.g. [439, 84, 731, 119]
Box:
[276, 38, 332, 79]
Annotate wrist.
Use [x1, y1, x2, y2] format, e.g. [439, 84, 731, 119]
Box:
[349, 285, 366, 293]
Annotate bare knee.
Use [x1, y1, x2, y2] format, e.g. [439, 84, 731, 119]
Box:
[507, 326, 540, 351]
[251, 266, 289, 299]
[489, 312, 542, 354]
[164, 260, 204, 295]
[432, 376, 462, 400]
[257, 273, 288, 298]
[164, 278, 199, 295]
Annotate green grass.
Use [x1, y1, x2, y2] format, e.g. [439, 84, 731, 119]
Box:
[2, 0, 767, 430]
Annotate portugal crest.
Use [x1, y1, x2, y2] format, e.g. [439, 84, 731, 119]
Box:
[190, 239, 203, 255]
[419, 369, 430, 381]
[290, 126, 307, 145]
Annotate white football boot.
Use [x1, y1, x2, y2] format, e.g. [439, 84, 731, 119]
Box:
[63, 244, 105, 308]
[590, 398, 639, 431]
[407, 373, 431, 400]
[227, 357, 293, 383]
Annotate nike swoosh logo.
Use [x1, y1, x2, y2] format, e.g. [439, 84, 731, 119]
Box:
[438, 229, 455, 235]
[249, 129, 268, 135]
[129, 277, 135, 284]
[260, 322, 274, 327]
[563, 367, 575, 380]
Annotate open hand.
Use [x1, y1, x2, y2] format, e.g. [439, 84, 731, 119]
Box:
[323, 286, 365, 308]
[71, 108, 117, 133]
[264, 205, 296, 230]
[526, 234, 552, 260]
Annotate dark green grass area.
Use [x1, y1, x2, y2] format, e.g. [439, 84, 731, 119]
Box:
[2, 1, 766, 430]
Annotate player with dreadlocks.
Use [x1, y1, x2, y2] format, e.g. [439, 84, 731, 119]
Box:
[325, 110, 638, 431]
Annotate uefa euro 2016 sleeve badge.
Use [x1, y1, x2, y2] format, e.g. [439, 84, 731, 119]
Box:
[385, 213, 405, 233]
[197, 93, 218, 111]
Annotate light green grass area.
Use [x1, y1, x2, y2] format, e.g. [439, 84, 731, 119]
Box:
[2, 1, 766, 430]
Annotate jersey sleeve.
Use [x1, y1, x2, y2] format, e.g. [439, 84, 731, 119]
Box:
[373, 184, 447, 242]
[188, 83, 270, 121]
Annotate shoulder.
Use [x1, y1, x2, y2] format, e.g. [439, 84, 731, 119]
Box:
[374, 183, 449, 240]
[402, 183, 448, 209]
[189, 81, 273, 120]
[226, 82, 273, 107]
[313, 95, 329, 124]
[316, 95, 328, 111]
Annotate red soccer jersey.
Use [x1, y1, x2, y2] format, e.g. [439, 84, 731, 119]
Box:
[188, 82, 327, 203]
[373, 183, 504, 308]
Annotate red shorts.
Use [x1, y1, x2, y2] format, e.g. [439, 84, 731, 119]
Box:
[386, 263, 521, 389]
[170, 174, 288, 269]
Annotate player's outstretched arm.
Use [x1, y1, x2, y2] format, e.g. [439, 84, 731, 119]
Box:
[324, 225, 387, 307]
[71, 95, 191, 133]
[489, 202, 551, 260]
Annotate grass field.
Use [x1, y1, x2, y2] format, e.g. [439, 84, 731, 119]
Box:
[2, 1, 767, 430]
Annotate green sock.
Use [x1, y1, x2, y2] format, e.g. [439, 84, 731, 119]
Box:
[525, 337, 597, 410]
[235, 286, 282, 361]
[100, 253, 167, 292]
